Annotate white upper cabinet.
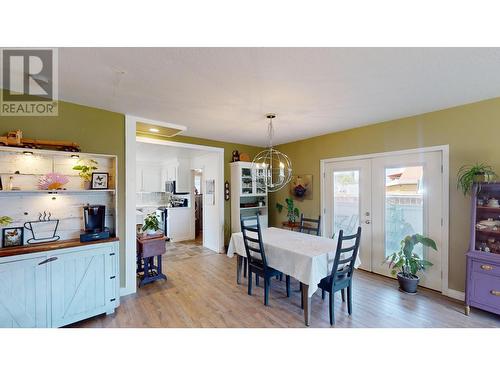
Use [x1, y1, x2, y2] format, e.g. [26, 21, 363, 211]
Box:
[176, 158, 191, 192]
[137, 163, 162, 192]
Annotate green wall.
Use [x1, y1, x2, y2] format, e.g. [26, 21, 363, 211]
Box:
[0, 95, 127, 286]
[137, 133, 263, 245]
[270, 96, 500, 292]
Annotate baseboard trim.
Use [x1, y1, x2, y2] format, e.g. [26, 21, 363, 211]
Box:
[443, 288, 465, 301]
[120, 286, 136, 297]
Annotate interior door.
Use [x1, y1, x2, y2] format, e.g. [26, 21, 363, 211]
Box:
[371, 151, 443, 291]
[324, 159, 373, 271]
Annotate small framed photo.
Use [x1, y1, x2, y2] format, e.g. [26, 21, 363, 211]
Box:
[91, 172, 109, 190]
[2, 227, 24, 248]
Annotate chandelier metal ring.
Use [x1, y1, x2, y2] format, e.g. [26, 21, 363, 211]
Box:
[251, 113, 293, 192]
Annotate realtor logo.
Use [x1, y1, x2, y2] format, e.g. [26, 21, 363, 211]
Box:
[1, 48, 58, 116]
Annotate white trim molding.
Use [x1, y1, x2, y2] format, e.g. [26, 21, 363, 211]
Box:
[123, 116, 225, 296]
[320, 145, 450, 296]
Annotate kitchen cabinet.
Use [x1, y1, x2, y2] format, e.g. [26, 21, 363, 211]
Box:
[176, 158, 191, 192]
[51, 243, 118, 327]
[0, 256, 48, 328]
[167, 208, 195, 242]
[0, 239, 119, 328]
[137, 163, 162, 192]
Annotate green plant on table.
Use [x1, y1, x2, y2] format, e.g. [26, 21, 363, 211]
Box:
[385, 234, 437, 279]
[72, 159, 98, 182]
[142, 213, 160, 232]
[276, 197, 300, 223]
[457, 163, 497, 196]
[0, 216, 13, 227]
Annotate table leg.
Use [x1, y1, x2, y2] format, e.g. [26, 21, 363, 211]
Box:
[236, 254, 243, 285]
[302, 284, 311, 326]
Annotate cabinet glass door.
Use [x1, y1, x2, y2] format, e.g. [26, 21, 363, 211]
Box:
[241, 167, 253, 195]
[254, 166, 267, 195]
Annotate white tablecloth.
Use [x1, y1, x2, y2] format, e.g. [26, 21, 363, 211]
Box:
[227, 227, 361, 297]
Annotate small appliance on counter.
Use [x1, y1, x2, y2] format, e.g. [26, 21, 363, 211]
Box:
[80, 204, 111, 242]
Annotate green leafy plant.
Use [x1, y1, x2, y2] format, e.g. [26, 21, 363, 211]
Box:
[142, 213, 160, 232]
[276, 197, 300, 223]
[72, 159, 98, 182]
[457, 163, 497, 196]
[385, 234, 437, 279]
[0, 216, 13, 227]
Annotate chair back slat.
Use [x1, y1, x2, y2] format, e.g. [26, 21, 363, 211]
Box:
[298, 214, 321, 236]
[329, 227, 362, 283]
[241, 214, 268, 268]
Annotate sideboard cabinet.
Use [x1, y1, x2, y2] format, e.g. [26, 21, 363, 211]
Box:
[0, 239, 119, 328]
[465, 183, 500, 316]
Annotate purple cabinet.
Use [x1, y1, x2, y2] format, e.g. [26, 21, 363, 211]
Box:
[465, 183, 500, 316]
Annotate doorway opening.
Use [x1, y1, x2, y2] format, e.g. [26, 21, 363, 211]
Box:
[124, 115, 224, 296]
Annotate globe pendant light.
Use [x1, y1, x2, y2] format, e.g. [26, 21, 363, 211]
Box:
[252, 113, 292, 192]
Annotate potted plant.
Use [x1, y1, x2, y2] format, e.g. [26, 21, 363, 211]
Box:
[385, 234, 437, 294]
[142, 213, 160, 235]
[0, 216, 12, 227]
[276, 197, 300, 223]
[457, 163, 497, 196]
[72, 159, 98, 189]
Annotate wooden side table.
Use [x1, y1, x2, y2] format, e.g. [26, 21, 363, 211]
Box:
[136, 234, 168, 287]
[282, 221, 312, 231]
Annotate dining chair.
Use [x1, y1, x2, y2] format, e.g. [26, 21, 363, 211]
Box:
[317, 227, 361, 325]
[298, 213, 321, 236]
[241, 214, 291, 306]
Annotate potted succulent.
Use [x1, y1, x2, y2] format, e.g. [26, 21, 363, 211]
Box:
[142, 213, 160, 235]
[276, 197, 300, 223]
[385, 234, 437, 294]
[72, 159, 98, 189]
[0, 216, 13, 227]
[457, 163, 497, 196]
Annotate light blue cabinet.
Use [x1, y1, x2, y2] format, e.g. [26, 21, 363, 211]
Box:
[0, 240, 119, 328]
[51, 243, 118, 327]
[0, 256, 49, 328]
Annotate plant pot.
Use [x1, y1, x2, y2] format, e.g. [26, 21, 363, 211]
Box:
[397, 272, 420, 294]
[82, 180, 91, 190]
[145, 229, 156, 236]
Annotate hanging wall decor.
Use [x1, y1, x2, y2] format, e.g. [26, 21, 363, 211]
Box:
[290, 175, 313, 200]
[224, 181, 230, 201]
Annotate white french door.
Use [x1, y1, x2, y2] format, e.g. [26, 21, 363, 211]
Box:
[323, 150, 444, 291]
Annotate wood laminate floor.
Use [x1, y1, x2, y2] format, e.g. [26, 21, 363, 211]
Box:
[70, 239, 500, 328]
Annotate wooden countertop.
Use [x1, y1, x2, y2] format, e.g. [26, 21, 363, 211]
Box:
[0, 237, 119, 258]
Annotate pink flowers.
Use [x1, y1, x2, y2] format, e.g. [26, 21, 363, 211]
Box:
[38, 173, 69, 190]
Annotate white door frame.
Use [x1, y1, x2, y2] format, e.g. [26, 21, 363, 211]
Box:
[320, 145, 452, 298]
[123, 115, 225, 297]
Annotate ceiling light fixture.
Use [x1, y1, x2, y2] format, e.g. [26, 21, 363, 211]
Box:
[149, 128, 160, 133]
[252, 113, 292, 192]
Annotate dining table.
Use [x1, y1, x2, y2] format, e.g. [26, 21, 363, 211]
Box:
[227, 227, 361, 326]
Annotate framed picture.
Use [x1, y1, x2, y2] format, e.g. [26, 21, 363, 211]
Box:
[91, 172, 109, 190]
[2, 227, 24, 247]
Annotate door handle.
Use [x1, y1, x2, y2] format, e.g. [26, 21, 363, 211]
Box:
[365, 220, 371, 224]
[38, 257, 58, 265]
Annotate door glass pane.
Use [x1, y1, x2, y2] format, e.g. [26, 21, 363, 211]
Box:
[385, 166, 424, 257]
[254, 167, 266, 195]
[333, 170, 360, 235]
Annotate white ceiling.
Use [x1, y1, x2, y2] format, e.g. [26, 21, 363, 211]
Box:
[57, 48, 500, 146]
[136, 141, 210, 163]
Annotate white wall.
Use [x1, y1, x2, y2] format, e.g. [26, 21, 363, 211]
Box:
[191, 152, 223, 252]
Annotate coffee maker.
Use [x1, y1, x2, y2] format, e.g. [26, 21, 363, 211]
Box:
[80, 204, 110, 242]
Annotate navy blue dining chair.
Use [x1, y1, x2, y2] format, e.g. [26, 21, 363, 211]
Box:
[241, 214, 291, 306]
[317, 227, 361, 325]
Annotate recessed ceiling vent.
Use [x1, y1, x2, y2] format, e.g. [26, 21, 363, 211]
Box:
[136, 121, 187, 137]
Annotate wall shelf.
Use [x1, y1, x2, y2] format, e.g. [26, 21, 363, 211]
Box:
[0, 189, 115, 194]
